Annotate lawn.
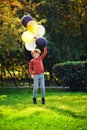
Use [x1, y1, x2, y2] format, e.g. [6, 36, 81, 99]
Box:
[0, 88, 87, 130]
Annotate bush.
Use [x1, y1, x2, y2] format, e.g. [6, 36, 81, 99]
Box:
[53, 61, 87, 91]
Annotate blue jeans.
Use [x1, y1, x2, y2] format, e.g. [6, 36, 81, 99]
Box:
[33, 73, 45, 98]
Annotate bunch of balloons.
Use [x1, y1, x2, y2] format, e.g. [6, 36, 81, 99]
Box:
[21, 15, 47, 51]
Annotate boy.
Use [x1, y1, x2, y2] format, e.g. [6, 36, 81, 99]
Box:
[29, 47, 47, 104]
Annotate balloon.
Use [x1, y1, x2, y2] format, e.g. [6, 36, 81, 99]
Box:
[27, 21, 38, 33]
[21, 15, 33, 27]
[25, 42, 36, 51]
[35, 25, 45, 37]
[21, 31, 34, 43]
[35, 37, 47, 48]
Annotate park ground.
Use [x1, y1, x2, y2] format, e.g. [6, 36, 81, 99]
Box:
[0, 88, 87, 130]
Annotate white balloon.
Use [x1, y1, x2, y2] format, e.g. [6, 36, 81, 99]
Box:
[35, 25, 45, 37]
[25, 42, 37, 51]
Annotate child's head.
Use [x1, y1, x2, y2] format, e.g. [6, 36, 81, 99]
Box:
[31, 49, 41, 59]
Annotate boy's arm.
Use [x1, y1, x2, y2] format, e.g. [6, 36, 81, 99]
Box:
[40, 47, 47, 60]
[29, 60, 34, 76]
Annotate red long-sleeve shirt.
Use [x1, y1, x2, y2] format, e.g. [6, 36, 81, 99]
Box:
[29, 47, 47, 75]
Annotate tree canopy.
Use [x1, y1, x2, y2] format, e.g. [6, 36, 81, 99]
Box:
[0, 0, 87, 86]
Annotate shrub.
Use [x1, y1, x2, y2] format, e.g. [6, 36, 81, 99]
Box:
[53, 61, 87, 91]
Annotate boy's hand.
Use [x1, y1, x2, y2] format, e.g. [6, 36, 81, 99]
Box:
[31, 75, 34, 79]
[44, 47, 47, 50]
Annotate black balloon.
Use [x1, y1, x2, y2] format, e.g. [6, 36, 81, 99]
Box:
[35, 37, 47, 48]
[21, 15, 33, 27]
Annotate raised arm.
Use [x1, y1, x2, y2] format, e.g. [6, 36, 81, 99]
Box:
[40, 47, 47, 60]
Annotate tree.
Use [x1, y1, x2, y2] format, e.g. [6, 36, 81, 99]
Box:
[34, 0, 87, 61]
[0, 0, 31, 86]
[0, 0, 87, 86]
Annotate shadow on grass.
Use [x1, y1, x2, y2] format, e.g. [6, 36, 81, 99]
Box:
[49, 106, 86, 119]
[0, 88, 33, 95]
[0, 89, 32, 109]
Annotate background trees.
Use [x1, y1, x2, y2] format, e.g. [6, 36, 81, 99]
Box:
[0, 0, 87, 86]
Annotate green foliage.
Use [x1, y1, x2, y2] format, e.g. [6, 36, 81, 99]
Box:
[0, 0, 87, 87]
[34, 0, 87, 61]
[53, 60, 87, 91]
[0, 89, 87, 130]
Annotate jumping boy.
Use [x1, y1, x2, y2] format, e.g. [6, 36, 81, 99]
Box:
[29, 47, 47, 104]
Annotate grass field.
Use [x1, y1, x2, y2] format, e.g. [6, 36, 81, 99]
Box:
[0, 88, 87, 130]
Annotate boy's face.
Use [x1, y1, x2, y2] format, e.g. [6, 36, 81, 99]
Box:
[32, 52, 40, 59]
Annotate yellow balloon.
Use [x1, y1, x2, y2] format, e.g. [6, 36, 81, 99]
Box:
[27, 21, 38, 33]
[21, 31, 34, 43]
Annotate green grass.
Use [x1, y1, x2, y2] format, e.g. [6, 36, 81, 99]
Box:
[0, 88, 87, 130]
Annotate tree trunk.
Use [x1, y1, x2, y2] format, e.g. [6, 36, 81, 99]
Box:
[0, 63, 3, 87]
[6, 67, 18, 87]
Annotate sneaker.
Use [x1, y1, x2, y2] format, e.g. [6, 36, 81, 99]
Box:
[33, 98, 37, 104]
[42, 98, 45, 104]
